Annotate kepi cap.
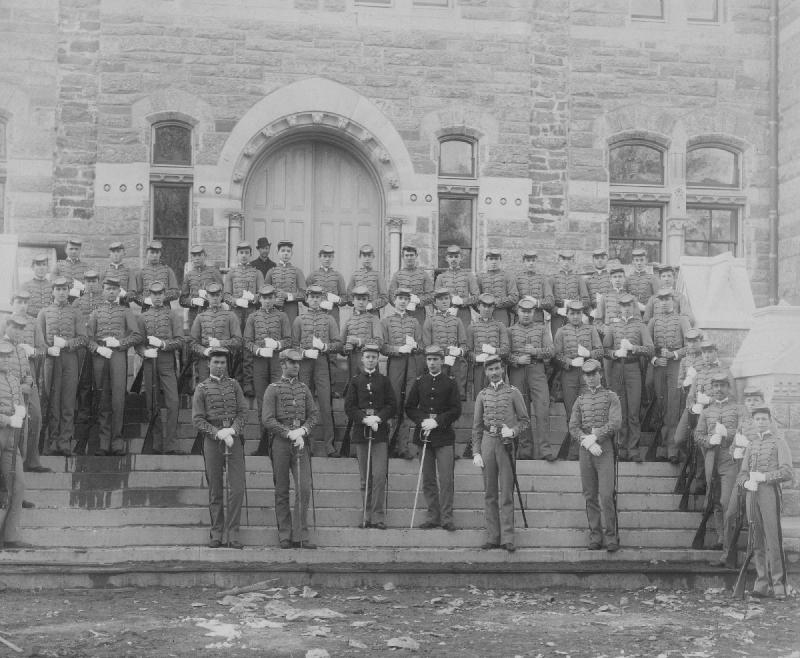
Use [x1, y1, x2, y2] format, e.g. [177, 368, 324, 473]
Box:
[11, 290, 30, 301]
[279, 348, 303, 362]
[557, 249, 575, 259]
[359, 244, 375, 255]
[52, 276, 69, 288]
[618, 293, 635, 304]
[362, 342, 380, 354]
[742, 385, 764, 398]
[751, 405, 771, 417]
[478, 293, 496, 305]
[700, 340, 717, 351]
[685, 328, 703, 340]
[517, 298, 536, 311]
[208, 347, 229, 359]
[485, 249, 501, 258]
[424, 345, 444, 357]
[401, 245, 418, 254]
[609, 265, 625, 275]
[108, 241, 124, 250]
[710, 371, 730, 384]
[258, 284, 276, 296]
[306, 284, 325, 295]
[394, 287, 412, 298]
[103, 275, 121, 288]
[318, 244, 335, 254]
[66, 238, 82, 247]
[148, 281, 165, 293]
[351, 285, 370, 297]
[32, 253, 49, 264]
[446, 245, 462, 255]
[483, 354, 502, 367]
[592, 248, 608, 257]
[205, 282, 223, 294]
[147, 240, 163, 251]
[276, 240, 293, 250]
[235, 241, 251, 252]
[522, 250, 537, 259]
[566, 300, 584, 312]
[631, 248, 647, 258]
[84, 269, 99, 280]
[656, 287, 674, 298]
[582, 359, 602, 374]
[189, 244, 205, 255]
[6, 314, 28, 327]
[433, 288, 451, 298]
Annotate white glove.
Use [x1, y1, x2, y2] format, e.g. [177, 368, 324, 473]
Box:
[14, 405, 26, 420]
[571, 357, 584, 368]
[71, 279, 85, 292]
[444, 355, 456, 366]
[421, 418, 438, 432]
[366, 302, 374, 311]
[709, 434, 722, 446]
[591, 308, 602, 320]
[744, 479, 759, 492]
[203, 347, 213, 357]
[304, 349, 319, 359]
[143, 348, 158, 359]
[20, 343, 35, 358]
[588, 443, 603, 457]
[242, 290, 255, 301]
[118, 287, 127, 298]
[69, 286, 81, 298]
[410, 294, 421, 305]
[312, 336, 325, 350]
[620, 339, 634, 351]
[198, 288, 208, 299]
[557, 306, 567, 317]
[475, 353, 488, 363]
[258, 347, 274, 358]
[104, 336, 120, 348]
[733, 447, 745, 460]
[734, 433, 749, 448]
[481, 343, 496, 355]
[687, 366, 697, 378]
[500, 425, 514, 439]
[714, 422, 727, 438]
[445, 306, 457, 316]
[235, 298, 249, 308]
[448, 346, 462, 357]
[97, 346, 113, 359]
[207, 337, 221, 348]
[577, 345, 590, 358]
[264, 337, 278, 349]
[215, 428, 231, 441]
[290, 433, 305, 450]
[327, 293, 341, 304]
[47, 346, 61, 357]
[148, 336, 164, 348]
[473, 454, 484, 468]
[319, 300, 333, 311]
[54, 336, 67, 348]
[581, 435, 597, 450]
[8, 415, 23, 429]
[614, 348, 627, 358]
[192, 297, 205, 307]
[696, 392, 711, 405]
[223, 434, 234, 448]
[398, 344, 412, 354]
[451, 295, 464, 306]
[750, 471, 766, 483]
[143, 296, 153, 306]
[405, 335, 417, 348]
[691, 403, 704, 414]
[285, 292, 294, 302]
[682, 377, 693, 388]
[637, 302, 646, 312]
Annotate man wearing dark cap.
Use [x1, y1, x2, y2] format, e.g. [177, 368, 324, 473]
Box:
[292, 284, 341, 457]
[477, 249, 519, 327]
[224, 241, 265, 332]
[262, 348, 320, 548]
[472, 353, 530, 551]
[192, 347, 248, 549]
[551, 250, 590, 336]
[585, 248, 612, 309]
[243, 285, 292, 456]
[553, 300, 604, 461]
[508, 297, 554, 460]
[569, 359, 622, 551]
[306, 245, 348, 326]
[347, 244, 388, 316]
[643, 265, 695, 325]
[344, 342, 396, 528]
[88, 276, 143, 456]
[264, 240, 306, 324]
[625, 248, 658, 311]
[467, 293, 510, 399]
[389, 245, 434, 327]
[422, 288, 468, 399]
[339, 285, 383, 381]
[23, 254, 53, 320]
[594, 265, 628, 385]
[71, 270, 103, 326]
[52, 238, 90, 294]
[435, 245, 479, 329]
[36, 277, 87, 456]
[647, 288, 692, 462]
[515, 251, 554, 323]
[602, 293, 654, 462]
[405, 345, 462, 531]
[100, 242, 134, 306]
[380, 286, 424, 459]
[136, 282, 185, 454]
[133, 241, 180, 307]
[190, 282, 242, 384]
[250, 237, 277, 278]
[180, 245, 224, 326]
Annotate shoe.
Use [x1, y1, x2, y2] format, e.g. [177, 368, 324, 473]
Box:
[419, 521, 439, 529]
[165, 450, 187, 455]
[462, 445, 473, 459]
[360, 521, 373, 529]
[481, 542, 500, 550]
[227, 540, 244, 550]
[588, 542, 602, 550]
[279, 539, 292, 549]
[669, 456, 680, 465]
[111, 450, 127, 456]
[22, 500, 35, 509]
[292, 541, 317, 549]
[544, 453, 557, 462]
[94, 449, 109, 456]
[2, 541, 34, 550]
[441, 522, 457, 532]
[373, 522, 387, 530]
[327, 450, 340, 458]
[503, 543, 516, 553]
[710, 542, 723, 551]
[606, 543, 620, 553]
[24, 465, 53, 473]
[208, 539, 223, 548]
[749, 590, 771, 599]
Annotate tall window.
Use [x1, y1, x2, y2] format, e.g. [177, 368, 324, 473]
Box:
[439, 138, 476, 178]
[437, 135, 477, 270]
[631, 0, 664, 19]
[686, 0, 719, 22]
[687, 145, 739, 188]
[685, 207, 737, 256]
[609, 206, 663, 263]
[438, 197, 474, 268]
[609, 142, 664, 186]
[152, 123, 192, 166]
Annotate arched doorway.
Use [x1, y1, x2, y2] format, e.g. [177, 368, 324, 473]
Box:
[243, 139, 383, 273]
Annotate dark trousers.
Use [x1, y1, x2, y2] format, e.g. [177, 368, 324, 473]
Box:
[93, 351, 128, 453]
[609, 359, 643, 459]
[653, 359, 681, 458]
[387, 355, 420, 458]
[48, 352, 79, 451]
[357, 439, 388, 524]
[203, 435, 245, 543]
[299, 357, 334, 451]
[703, 449, 738, 552]
[508, 362, 551, 459]
[579, 446, 617, 546]
[0, 427, 24, 543]
[73, 347, 93, 450]
[271, 436, 311, 543]
[560, 366, 584, 459]
[22, 388, 43, 469]
[142, 353, 179, 453]
[422, 443, 454, 526]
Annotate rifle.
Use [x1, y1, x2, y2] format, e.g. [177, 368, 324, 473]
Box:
[504, 439, 528, 528]
[724, 487, 747, 569]
[676, 438, 698, 511]
[0, 427, 19, 547]
[692, 447, 719, 549]
[732, 506, 755, 599]
[74, 348, 93, 456]
[140, 359, 159, 455]
[38, 356, 55, 454]
[339, 378, 354, 459]
[641, 395, 664, 462]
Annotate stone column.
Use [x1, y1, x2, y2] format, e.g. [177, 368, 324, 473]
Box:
[387, 215, 406, 275]
[666, 216, 687, 266]
[227, 211, 244, 267]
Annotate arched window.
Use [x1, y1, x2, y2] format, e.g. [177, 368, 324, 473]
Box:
[686, 145, 739, 188]
[436, 135, 477, 269]
[152, 121, 192, 166]
[439, 138, 476, 178]
[609, 141, 665, 186]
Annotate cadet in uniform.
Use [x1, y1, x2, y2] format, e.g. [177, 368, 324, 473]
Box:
[37, 277, 87, 456]
[477, 249, 519, 326]
[339, 285, 383, 380]
[380, 286, 423, 459]
[594, 265, 628, 384]
[100, 242, 135, 306]
[88, 276, 142, 456]
[265, 240, 306, 324]
[585, 248, 612, 313]
[133, 241, 180, 307]
[435, 245, 479, 329]
[250, 237, 277, 278]
[467, 293, 510, 398]
[515, 250, 554, 323]
[190, 282, 242, 383]
[405, 345, 462, 531]
[244, 285, 292, 456]
[472, 353, 530, 552]
[736, 406, 794, 599]
[422, 288, 468, 399]
[643, 265, 695, 325]
[306, 245, 348, 326]
[180, 245, 224, 326]
[223, 241, 264, 333]
[347, 244, 388, 317]
[52, 238, 91, 297]
[23, 254, 53, 321]
[602, 294, 654, 462]
[292, 284, 341, 456]
[569, 359, 623, 551]
[551, 250, 590, 337]
[262, 349, 320, 548]
[388, 245, 434, 327]
[192, 347, 248, 549]
[137, 282, 185, 454]
[625, 248, 658, 313]
[507, 297, 554, 460]
[344, 342, 396, 529]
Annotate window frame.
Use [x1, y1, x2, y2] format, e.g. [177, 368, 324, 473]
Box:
[150, 182, 192, 284]
[686, 0, 720, 23]
[609, 139, 667, 188]
[151, 120, 194, 168]
[438, 137, 477, 180]
[0, 117, 6, 161]
[684, 205, 739, 258]
[608, 203, 666, 264]
[436, 193, 477, 271]
[630, 0, 665, 20]
[686, 144, 741, 190]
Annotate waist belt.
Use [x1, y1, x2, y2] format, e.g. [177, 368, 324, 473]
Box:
[277, 418, 304, 428]
[208, 416, 235, 426]
[484, 424, 502, 434]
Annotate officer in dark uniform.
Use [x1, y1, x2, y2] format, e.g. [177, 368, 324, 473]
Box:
[192, 347, 248, 549]
[344, 342, 396, 529]
[405, 345, 462, 531]
[262, 349, 320, 549]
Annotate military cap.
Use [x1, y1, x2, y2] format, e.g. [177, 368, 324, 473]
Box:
[424, 345, 444, 357]
[258, 284, 276, 296]
[189, 244, 205, 255]
[67, 238, 82, 246]
[401, 245, 418, 254]
[276, 240, 293, 250]
[656, 264, 676, 274]
[235, 241, 251, 252]
[306, 284, 325, 296]
[557, 249, 575, 259]
[6, 314, 28, 327]
[279, 348, 303, 362]
[710, 372, 730, 384]
[433, 287, 451, 298]
[84, 269, 99, 280]
[751, 405, 771, 417]
[148, 281, 165, 293]
[631, 248, 647, 258]
[108, 241, 124, 250]
[592, 248, 608, 257]
[205, 282, 223, 294]
[618, 293, 635, 304]
[743, 385, 764, 398]
[208, 347, 229, 359]
[517, 298, 536, 311]
[256, 237, 271, 248]
[656, 287, 674, 298]
[350, 285, 370, 297]
[11, 290, 30, 301]
[359, 244, 375, 255]
[52, 276, 70, 288]
[581, 359, 602, 374]
[685, 328, 703, 340]
[609, 265, 625, 275]
[700, 340, 717, 351]
[394, 287, 412, 298]
[146, 240, 163, 251]
[0, 343, 14, 356]
[318, 244, 335, 254]
[362, 342, 381, 354]
[485, 249, 501, 258]
[446, 245, 462, 255]
[103, 275, 121, 288]
[522, 250, 538, 259]
[566, 300, 584, 312]
[478, 293, 497, 306]
[484, 354, 502, 367]
[32, 253, 49, 264]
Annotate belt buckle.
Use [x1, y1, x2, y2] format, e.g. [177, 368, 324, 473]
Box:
[428, 413, 436, 419]
[292, 419, 302, 428]
[489, 425, 498, 434]
[366, 408, 375, 415]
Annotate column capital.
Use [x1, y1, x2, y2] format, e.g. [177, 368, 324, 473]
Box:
[387, 216, 407, 233]
[227, 211, 245, 227]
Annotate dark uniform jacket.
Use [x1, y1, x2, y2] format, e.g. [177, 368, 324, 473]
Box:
[23, 277, 52, 320]
[262, 376, 319, 439]
[192, 375, 248, 439]
[405, 371, 462, 448]
[344, 369, 397, 443]
[568, 386, 622, 448]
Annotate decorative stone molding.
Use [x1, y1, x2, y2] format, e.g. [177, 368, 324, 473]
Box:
[610, 191, 672, 203]
[227, 211, 245, 227]
[232, 171, 244, 183]
[312, 112, 323, 124]
[686, 192, 748, 205]
[386, 216, 406, 233]
[149, 172, 194, 184]
[438, 183, 479, 196]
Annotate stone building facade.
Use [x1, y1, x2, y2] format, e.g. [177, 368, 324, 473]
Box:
[0, 0, 792, 305]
